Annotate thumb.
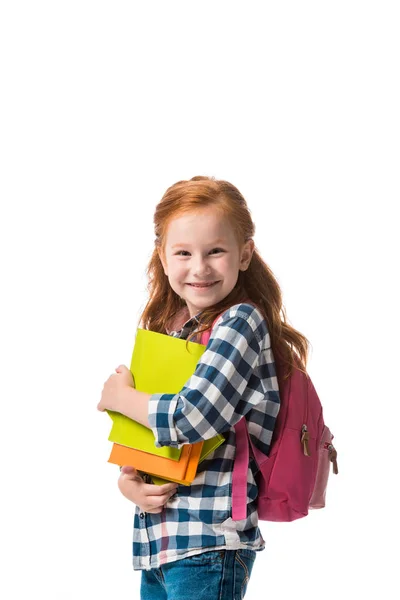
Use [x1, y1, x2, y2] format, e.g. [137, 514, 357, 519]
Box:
[121, 465, 137, 475]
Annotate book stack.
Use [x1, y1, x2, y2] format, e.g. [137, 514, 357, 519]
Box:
[106, 328, 225, 485]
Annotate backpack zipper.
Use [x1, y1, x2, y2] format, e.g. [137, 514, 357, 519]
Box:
[300, 375, 311, 456]
[324, 442, 339, 474]
[301, 424, 310, 456]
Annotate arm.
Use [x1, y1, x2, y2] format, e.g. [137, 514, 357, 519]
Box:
[148, 304, 278, 448]
[97, 309, 260, 433]
[98, 305, 277, 447]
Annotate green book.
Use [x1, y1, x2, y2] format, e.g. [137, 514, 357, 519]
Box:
[107, 411, 182, 461]
[107, 328, 224, 467]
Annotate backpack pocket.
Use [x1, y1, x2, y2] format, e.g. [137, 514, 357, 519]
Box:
[309, 425, 337, 509]
[257, 427, 319, 521]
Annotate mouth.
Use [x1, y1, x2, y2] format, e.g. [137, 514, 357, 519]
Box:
[186, 281, 220, 289]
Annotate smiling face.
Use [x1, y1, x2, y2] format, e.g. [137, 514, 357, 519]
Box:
[158, 207, 255, 318]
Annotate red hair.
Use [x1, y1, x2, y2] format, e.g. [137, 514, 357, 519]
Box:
[138, 175, 310, 381]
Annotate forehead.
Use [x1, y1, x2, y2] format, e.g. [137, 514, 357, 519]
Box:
[165, 208, 236, 245]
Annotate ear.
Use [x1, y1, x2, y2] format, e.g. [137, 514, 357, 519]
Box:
[239, 239, 255, 271]
[157, 248, 168, 276]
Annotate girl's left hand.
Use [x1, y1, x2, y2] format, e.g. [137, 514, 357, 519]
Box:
[97, 364, 135, 413]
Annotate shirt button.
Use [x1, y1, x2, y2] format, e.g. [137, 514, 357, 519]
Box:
[139, 512, 145, 519]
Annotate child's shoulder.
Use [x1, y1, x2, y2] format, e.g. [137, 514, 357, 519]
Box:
[213, 301, 269, 344]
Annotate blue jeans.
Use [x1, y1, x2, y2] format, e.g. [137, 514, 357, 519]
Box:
[140, 548, 256, 600]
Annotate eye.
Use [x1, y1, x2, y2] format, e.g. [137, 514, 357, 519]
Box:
[175, 248, 225, 256]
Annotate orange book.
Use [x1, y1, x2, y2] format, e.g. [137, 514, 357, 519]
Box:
[108, 440, 204, 485]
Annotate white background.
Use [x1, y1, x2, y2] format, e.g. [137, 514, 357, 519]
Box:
[1, 1, 399, 599]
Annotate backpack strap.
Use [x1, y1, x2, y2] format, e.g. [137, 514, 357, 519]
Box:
[199, 306, 253, 521]
[231, 418, 249, 520]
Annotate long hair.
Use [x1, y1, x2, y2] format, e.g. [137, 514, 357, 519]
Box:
[138, 175, 310, 382]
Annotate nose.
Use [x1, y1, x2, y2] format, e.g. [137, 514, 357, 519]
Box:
[192, 255, 212, 277]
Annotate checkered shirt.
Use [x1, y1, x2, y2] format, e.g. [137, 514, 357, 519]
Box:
[132, 302, 280, 570]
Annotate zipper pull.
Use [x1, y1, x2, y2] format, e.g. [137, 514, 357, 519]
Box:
[301, 424, 310, 456]
[328, 444, 339, 474]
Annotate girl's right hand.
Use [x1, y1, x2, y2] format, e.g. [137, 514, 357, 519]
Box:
[117, 466, 178, 514]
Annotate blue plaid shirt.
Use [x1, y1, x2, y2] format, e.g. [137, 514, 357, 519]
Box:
[132, 302, 280, 570]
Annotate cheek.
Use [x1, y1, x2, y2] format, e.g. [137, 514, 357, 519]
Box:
[170, 262, 187, 278]
[220, 257, 237, 275]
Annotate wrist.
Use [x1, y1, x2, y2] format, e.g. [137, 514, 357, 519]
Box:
[118, 385, 136, 415]
[116, 386, 151, 428]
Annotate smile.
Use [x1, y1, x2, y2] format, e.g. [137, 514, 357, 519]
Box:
[187, 282, 219, 289]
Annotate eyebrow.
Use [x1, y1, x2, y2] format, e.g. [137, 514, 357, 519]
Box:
[171, 239, 226, 249]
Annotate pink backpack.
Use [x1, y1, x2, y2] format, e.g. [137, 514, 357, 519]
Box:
[200, 307, 338, 522]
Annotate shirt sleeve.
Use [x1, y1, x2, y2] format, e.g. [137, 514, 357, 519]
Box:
[147, 304, 270, 448]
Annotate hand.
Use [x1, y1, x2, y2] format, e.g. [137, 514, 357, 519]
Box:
[97, 364, 134, 413]
[118, 466, 178, 513]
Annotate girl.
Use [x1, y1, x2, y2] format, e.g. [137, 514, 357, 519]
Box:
[98, 175, 310, 600]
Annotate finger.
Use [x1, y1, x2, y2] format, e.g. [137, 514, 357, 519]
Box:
[146, 498, 173, 513]
[120, 471, 143, 484]
[147, 492, 177, 507]
[143, 482, 178, 495]
[157, 482, 179, 493]
[120, 465, 137, 475]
